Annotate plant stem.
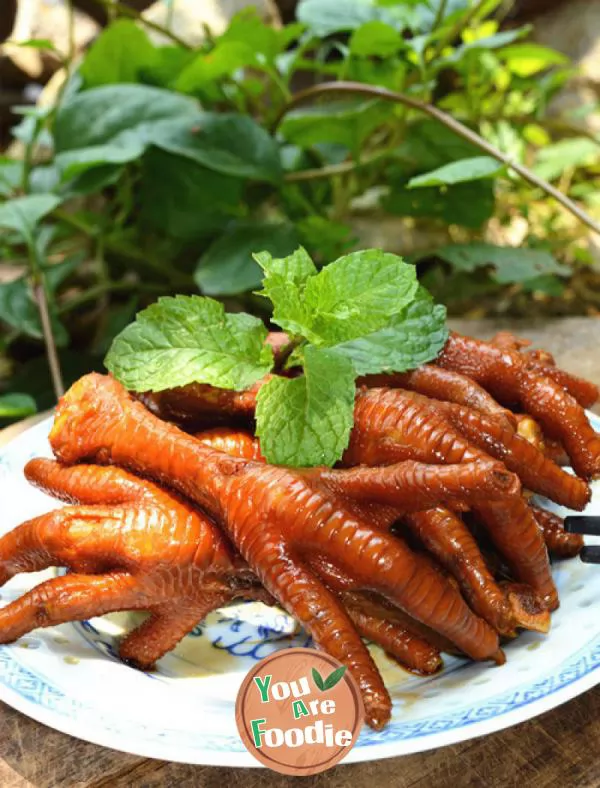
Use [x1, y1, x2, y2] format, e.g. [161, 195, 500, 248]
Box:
[25, 234, 64, 399]
[58, 280, 163, 314]
[284, 147, 409, 182]
[92, 0, 191, 48]
[276, 336, 304, 371]
[19, 103, 65, 399]
[32, 281, 64, 398]
[429, 0, 488, 62]
[273, 81, 600, 237]
[432, 0, 449, 32]
[20, 122, 38, 193]
[66, 0, 76, 72]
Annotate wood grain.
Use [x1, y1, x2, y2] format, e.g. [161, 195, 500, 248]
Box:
[0, 317, 599, 787]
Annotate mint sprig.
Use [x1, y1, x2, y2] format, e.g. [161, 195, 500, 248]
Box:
[104, 295, 273, 392]
[255, 346, 356, 467]
[256, 247, 418, 346]
[329, 287, 449, 376]
[106, 248, 448, 466]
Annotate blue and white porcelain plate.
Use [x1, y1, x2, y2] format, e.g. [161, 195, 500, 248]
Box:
[1, 415, 599, 766]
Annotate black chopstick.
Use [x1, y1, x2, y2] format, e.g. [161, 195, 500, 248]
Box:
[581, 546, 600, 564]
[564, 516, 600, 536]
[564, 516, 600, 564]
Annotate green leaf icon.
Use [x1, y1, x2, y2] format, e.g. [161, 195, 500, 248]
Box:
[323, 666, 347, 691]
[311, 667, 325, 691]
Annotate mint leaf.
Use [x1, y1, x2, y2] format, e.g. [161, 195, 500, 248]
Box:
[407, 157, 505, 189]
[258, 248, 418, 347]
[330, 288, 448, 375]
[323, 665, 347, 690]
[255, 246, 318, 340]
[105, 295, 273, 392]
[305, 249, 418, 344]
[255, 346, 356, 467]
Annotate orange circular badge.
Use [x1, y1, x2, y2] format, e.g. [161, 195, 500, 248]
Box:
[235, 647, 364, 775]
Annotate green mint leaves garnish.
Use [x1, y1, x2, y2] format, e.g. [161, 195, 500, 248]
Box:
[255, 346, 356, 468]
[105, 247, 448, 466]
[330, 287, 448, 376]
[256, 248, 418, 346]
[104, 295, 273, 392]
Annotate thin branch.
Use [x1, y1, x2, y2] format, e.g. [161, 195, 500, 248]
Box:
[427, 0, 489, 64]
[432, 0, 449, 33]
[91, 0, 191, 48]
[58, 280, 163, 314]
[273, 81, 600, 237]
[285, 160, 363, 182]
[284, 146, 409, 182]
[32, 281, 64, 398]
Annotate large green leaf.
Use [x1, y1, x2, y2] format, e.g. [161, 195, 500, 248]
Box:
[54, 85, 281, 183]
[0, 393, 37, 419]
[79, 20, 158, 87]
[297, 0, 396, 36]
[434, 243, 570, 283]
[394, 120, 485, 173]
[195, 222, 300, 296]
[280, 99, 392, 156]
[176, 42, 258, 95]
[138, 46, 196, 88]
[219, 8, 282, 63]
[407, 156, 504, 188]
[139, 148, 242, 241]
[54, 85, 197, 175]
[0, 194, 61, 238]
[54, 85, 198, 151]
[383, 180, 495, 228]
[152, 113, 282, 184]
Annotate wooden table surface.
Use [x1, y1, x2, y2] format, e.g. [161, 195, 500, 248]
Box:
[0, 317, 599, 788]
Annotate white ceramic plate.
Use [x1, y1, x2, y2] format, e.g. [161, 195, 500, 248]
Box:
[0, 416, 599, 766]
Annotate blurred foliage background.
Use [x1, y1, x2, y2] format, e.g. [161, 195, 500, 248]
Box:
[0, 0, 599, 425]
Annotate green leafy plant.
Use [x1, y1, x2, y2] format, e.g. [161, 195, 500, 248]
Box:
[1, 1, 599, 421]
[106, 247, 447, 467]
